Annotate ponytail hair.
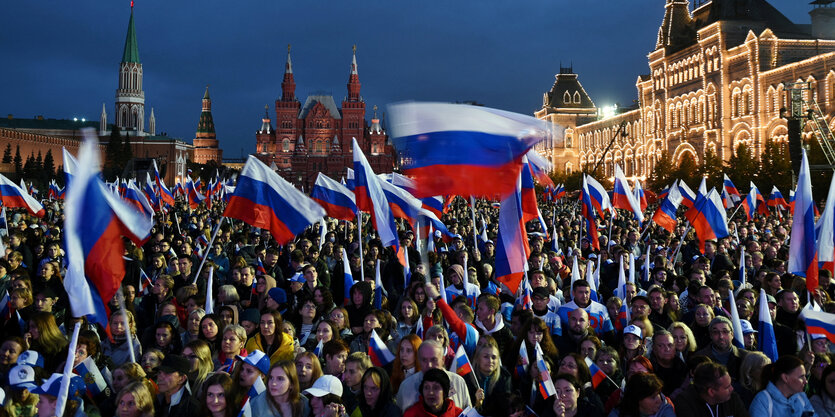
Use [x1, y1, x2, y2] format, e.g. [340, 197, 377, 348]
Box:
[760, 355, 804, 387]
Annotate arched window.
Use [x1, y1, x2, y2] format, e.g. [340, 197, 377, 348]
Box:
[564, 91, 571, 104]
[573, 91, 581, 104]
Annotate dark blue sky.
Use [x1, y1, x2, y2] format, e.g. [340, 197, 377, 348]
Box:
[0, 1, 812, 157]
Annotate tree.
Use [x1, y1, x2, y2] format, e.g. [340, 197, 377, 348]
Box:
[758, 138, 792, 196]
[674, 153, 698, 190]
[43, 149, 55, 182]
[2, 144, 11, 164]
[23, 153, 34, 180]
[13, 145, 22, 175]
[105, 126, 123, 179]
[122, 133, 133, 169]
[647, 151, 675, 191]
[725, 143, 759, 191]
[698, 147, 723, 190]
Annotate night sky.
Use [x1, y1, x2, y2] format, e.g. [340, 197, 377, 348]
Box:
[0, 1, 812, 157]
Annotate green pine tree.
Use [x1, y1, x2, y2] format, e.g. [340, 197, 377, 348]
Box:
[725, 143, 759, 191]
[648, 151, 675, 190]
[43, 149, 56, 182]
[675, 153, 699, 190]
[2, 144, 11, 164]
[13, 145, 22, 175]
[23, 153, 34, 180]
[122, 133, 133, 168]
[697, 147, 723, 190]
[758, 138, 792, 195]
[105, 126, 123, 179]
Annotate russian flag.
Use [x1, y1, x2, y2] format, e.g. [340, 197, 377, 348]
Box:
[118, 180, 127, 198]
[544, 185, 553, 202]
[449, 344, 474, 378]
[581, 176, 600, 251]
[633, 180, 648, 212]
[388, 102, 548, 198]
[526, 150, 555, 188]
[63, 147, 79, 190]
[585, 175, 612, 219]
[152, 160, 175, 207]
[758, 289, 779, 361]
[124, 180, 154, 219]
[515, 341, 530, 378]
[723, 174, 742, 203]
[311, 173, 357, 221]
[678, 181, 697, 209]
[223, 155, 326, 245]
[367, 329, 395, 367]
[378, 179, 422, 230]
[73, 356, 108, 398]
[612, 164, 644, 224]
[139, 269, 152, 295]
[817, 173, 835, 272]
[801, 309, 835, 343]
[740, 183, 760, 220]
[788, 150, 819, 293]
[495, 173, 530, 295]
[652, 180, 683, 232]
[186, 179, 206, 209]
[518, 276, 533, 310]
[353, 138, 399, 251]
[684, 189, 729, 252]
[420, 196, 445, 218]
[727, 290, 745, 349]
[255, 258, 266, 276]
[767, 186, 788, 209]
[534, 342, 556, 399]
[0, 174, 45, 217]
[615, 300, 630, 332]
[555, 183, 565, 200]
[521, 156, 542, 223]
[63, 129, 153, 327]
[657, 183, 671, 201]
[341, 248, 354, 305]
[788, 190, 796, 214]
[173, 181, 185, 197]
[584, 357, 607, 389]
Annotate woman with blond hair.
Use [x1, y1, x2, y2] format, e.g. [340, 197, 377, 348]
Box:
[472, 336, 512, 415]
[295, 351, 323, 392]
[103, 309, 143, 367]
[667, 321, 697, 361]
[183, 339, 214, 392]
[251, 360, 310, 417]
[115, 381, 155, 417]
[737, 351, 771, 404]
[25, 311, 68, 371]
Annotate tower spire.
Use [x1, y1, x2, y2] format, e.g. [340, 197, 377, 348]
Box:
[115, 4, 145, 133]
[122, 5, 140, 63]
[347, 44, 361, 101]
[281, 44, 296, 101]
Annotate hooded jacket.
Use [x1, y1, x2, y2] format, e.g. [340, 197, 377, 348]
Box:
[749, 381, 816, 417]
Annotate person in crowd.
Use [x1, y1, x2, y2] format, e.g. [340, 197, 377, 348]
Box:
[749, 355, 816, 417]
[245, 309, 295, 365]
[304, 375, 347, 416]
[197, 372, 235, 417]
[736, 351, 771, 404]
[182, 339, 214, 392]
[295, 351, 323, 392]
[342, 352, 373, 413]
[154, 355, 197, 417]
[610, 372, 674, 417]
[673, 361, 750, 417]
[540, 373, 605, 417]
[352, 366, 402, 417]
[472, 337, 512, 415]
[694, 316, 749, 380]
[396, 340, 472, 411]
[116, 381, 156, 417]
[810, 364, 835, 417]
[251, 360, 310, 417]
[402, 368, 462, 417]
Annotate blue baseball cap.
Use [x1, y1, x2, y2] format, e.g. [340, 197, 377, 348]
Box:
[237, 350, 270, 375]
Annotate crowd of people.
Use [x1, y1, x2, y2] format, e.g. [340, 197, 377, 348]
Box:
[0, 189, 833, 417]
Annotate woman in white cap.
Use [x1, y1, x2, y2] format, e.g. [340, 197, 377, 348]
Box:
[304, 374, 346, 416]
[5, 364, 38, 417]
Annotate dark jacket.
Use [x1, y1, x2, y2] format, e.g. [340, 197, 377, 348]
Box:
[693, 345, 749, 381]
[154, 385, 197, 417]
[673, 384, 750, 417]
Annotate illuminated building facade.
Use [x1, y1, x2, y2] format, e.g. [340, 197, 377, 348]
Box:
[255, 46, 394, 190]
[536, 0, 835, 179]
[192, 86, 223, 164]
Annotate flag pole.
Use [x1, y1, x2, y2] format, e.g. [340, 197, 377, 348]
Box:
[357, 211, 365, 282]
[470, 196, 478, 252]
[55, 322, 81, 417]
[174, 212, 183, 237]
[193, 217, 225, 285]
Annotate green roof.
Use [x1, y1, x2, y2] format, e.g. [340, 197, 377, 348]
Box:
[122, 10, 140, 64]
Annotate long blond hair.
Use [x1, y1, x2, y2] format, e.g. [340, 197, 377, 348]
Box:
[116, 381, 155, 417]
[29, 311, 68, 355]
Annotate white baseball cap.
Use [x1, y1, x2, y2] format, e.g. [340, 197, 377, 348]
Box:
[303, 375, 343, 398]
[623, 325, 642, 339]
[9, 365, 37, 391]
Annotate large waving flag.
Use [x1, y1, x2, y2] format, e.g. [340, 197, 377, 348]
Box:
[678, 181, 697, 209]
[740, 182, 761, 221]
[63, 147, 80, 189]
[495, 173, 530, 294]
[368, 329, 395, 367]
[388, 102, 550, 198]
[353, 138, 399, 250]
[580, 176, 600, 251]
[63, 129, 153, 327]
[684, 189, 729, 252]
[526, 150, 555, 188]
[767, 186, 788, 210]
[152, 160, 175, 207]
[758, 289, 779, 362]
[817, 172, 835, 271]
[186, 179, 206, 209]
[612, 164, 644, 223]
[788, 150, 819, 293]
[124, 180, 154, 219]
[520, 156, 540, 223]
[651, 180, 682, 232]
[585, 175, 613, 219]
[800, 309, 835, 343]
[224, 155, 326, 245]
[723, 174, 741, 203]
[633, 180, 648, 212]
[0, 174, 45, 217]
[311, 173, 357, 221]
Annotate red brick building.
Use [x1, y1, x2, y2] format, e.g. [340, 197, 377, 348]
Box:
[192, 86, 223, 164]
[255, 46, 394, 189]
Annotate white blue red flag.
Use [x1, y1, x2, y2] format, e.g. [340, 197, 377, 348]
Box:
[353, 138, 399, 251]
[388, 102, 550, 198]
[581, 176, 600, 251]
[723, 174, 742, 203]
[368, 329, 395, 367]
[224, 156, 326, 245]
[534, 342, 556, 399]
[612, 164, 644, 224]
[678, 181, 697, 209]
[788, 150, 819, 293]
[727, 290, 745, 349]
[63, 147, 79, 190]
[633, 179, 648, 212]
[342, 248, 354, 305]
[73, 356, 107, 398]
[584, 175, 613, 219]
[817, 172, 835, 269]
[311, 173, 357, 221]
[124, 180, 154, 219]
[152, 160, 175, 207]
[526, 150, 555, 188]
[63, 129, 153, 327]
[767, 186, 788, 210]
[651, 180, 682, 232]
[495, 173, 530, 294]
[800, 309, 835, 343]
[684, 189, 729, 253]
[758, 288, 779, 361]
[0, 174, 44, 217]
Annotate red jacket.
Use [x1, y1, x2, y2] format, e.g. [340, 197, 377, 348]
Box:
[403, 399, 463, 417]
